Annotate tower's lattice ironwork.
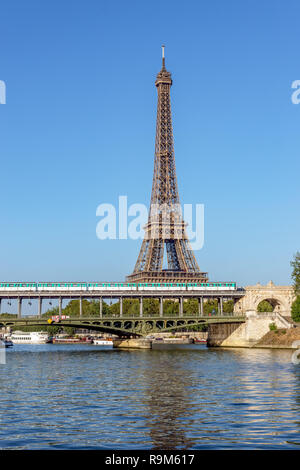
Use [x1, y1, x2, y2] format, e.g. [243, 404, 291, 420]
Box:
[127, 47, 208, 284]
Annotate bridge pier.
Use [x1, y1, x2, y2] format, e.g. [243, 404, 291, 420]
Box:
[18, 298, 22, 318]
[79, 297, 82, 317]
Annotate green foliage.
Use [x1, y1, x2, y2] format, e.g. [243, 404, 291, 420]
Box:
[269, 322, 277, 331]
[291, 252, 300, 296]
[223, 300, 234, 313]
[183, 299, 198, 314]
[42, 306, 59, 317]
[143, 298, 159, 316]
[0, 313, 17, 318]
[257, 300, 274, 312]
[163, 300, 179, 315]
[186, 323, 208, 332]
[203, 299, 218, 314]
[291, 296, 300, 322]
[46, 325, 60, 335]
[11, 324, 60, 334]
[63, 327, 76, 336]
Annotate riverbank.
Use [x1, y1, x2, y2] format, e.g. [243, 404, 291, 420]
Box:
[253, 326, 300, 349]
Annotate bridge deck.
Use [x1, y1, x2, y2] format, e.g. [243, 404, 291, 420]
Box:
[0, 289, 245, 299]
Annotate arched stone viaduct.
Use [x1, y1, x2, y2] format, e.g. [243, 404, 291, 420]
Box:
[234, 281, 295, 315]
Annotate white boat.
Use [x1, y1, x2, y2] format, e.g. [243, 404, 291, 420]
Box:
[10, 331, 51, 344]
[93, 338, 113, 346]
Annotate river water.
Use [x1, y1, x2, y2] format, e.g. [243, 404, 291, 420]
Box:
[0, 344, 300, 449]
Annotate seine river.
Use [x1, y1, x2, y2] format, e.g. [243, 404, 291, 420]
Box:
[0, 344, 300, 449]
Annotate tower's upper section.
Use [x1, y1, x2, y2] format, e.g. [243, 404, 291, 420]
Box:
[155, 45, 172, 87]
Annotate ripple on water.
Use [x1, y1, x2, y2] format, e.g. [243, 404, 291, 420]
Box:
[0, 345, 300, 449]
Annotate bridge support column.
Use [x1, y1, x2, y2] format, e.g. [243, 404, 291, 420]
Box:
[0, 299, 2, 314]
[100, 297, 103, 318]
[179, 297, 183, 317]
[120, 297, 123, 317]
[140, 297, 143, 317]
[160, 297, 163, 317]
[38, 297, 42, 318]
[58, 297, 62, 318]
[198, 297, 203, 316]
[79, 297, 82, 317]
[219, 297, 223, 315]
[18, 298, 22, 318]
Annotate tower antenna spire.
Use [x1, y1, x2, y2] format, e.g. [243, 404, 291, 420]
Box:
[162, 44, 165, 69]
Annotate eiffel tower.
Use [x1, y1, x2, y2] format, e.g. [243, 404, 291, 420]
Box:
[126, 47, 208, 284]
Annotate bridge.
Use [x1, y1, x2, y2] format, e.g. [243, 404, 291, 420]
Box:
[0, 285, 245, 318]
[0, 314, 246, 337]
[0, 281, 294, 338]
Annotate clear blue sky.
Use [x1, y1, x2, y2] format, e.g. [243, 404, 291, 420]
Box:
[0, 0, 299, 287]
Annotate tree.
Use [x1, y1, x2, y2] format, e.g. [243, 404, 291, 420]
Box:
[203, 299, 218, 315]
[291, 251, 300, 295]
[223, 300, 234, 314]
[183, 299, 198, 314]
[291, 296, 300, 323]
[143, 299, 159, 316]
[257, 300, 274, 312]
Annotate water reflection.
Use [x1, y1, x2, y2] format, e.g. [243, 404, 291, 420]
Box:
[0, 345, 300, 449]
[140, 351, 197, 449]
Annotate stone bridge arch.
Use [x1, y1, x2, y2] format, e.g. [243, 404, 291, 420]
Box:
[234, 281, 295, 315]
